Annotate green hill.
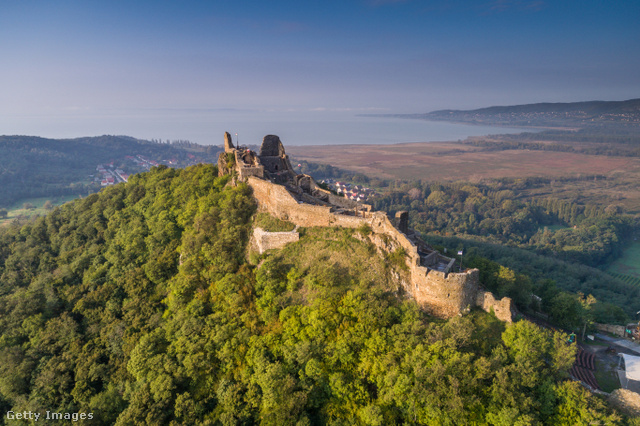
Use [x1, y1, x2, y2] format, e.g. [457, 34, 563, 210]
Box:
[0, 165, 630, 424]
[0, 135, 221, 207]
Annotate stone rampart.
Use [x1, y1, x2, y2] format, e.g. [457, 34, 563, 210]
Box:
[248, 177, 368, 228]
[476, 290, 514, 323]
[411, 268, 480, 318]
[238, 166, 264, 180]
[247, 176, 512, 321]
[253, 227, 300, 254]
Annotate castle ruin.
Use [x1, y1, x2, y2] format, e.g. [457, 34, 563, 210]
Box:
[218, 132, 514, 321]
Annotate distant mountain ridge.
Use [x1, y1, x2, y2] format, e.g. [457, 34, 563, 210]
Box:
[433, 98, 640, 115]
[375, 98, 640, 128]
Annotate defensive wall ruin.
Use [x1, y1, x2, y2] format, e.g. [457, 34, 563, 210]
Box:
[253, 227, 300, 254]
[219, 132, 514, 321]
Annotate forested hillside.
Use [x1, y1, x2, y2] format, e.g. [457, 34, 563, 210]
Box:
[372, 181, 640, 320]
[0, 135, 220, 206]
[0, 165, 633, 424]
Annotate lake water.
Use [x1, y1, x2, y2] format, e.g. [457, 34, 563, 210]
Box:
[218, 112, 534, 147]
[1, 108, 535, 146]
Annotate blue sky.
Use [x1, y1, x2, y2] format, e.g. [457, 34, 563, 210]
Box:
[1, 0, 638, 143]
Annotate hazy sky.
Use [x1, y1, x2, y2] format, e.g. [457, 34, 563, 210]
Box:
[1, 0, 638, 143]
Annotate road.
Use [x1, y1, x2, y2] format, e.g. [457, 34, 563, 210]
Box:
[595, 333, 640, 356]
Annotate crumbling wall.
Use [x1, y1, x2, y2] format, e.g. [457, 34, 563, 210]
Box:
[260, 157, 289, 173]
[260, 135, 287, 157]
[253, 227, 300, 254]
[224, 131, 235, 153]
[238, 165, 264, 180]
[411, 268, 480, 318]
[259, 135, 296, 178]
[476, 290, 514, 322]
[594, 323, 626, 337]
[395, 211, 409, 234]
[247, 176, 512, 321]
[248, 177, 339, 227]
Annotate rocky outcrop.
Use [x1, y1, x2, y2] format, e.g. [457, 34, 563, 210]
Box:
[609, 389, 640, 418]
[217, 152, 233, 177]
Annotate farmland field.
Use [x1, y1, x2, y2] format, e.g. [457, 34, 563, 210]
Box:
[607, 242, 640, 279]
[288, 142, 640, 181]
[288, 142, 640, 213]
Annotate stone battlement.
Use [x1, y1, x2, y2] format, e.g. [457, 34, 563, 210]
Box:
[219, 132, 514, 321]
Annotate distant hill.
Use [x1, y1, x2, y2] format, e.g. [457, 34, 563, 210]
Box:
[0, 135, 221, 207]
[376, 98, 640, 128]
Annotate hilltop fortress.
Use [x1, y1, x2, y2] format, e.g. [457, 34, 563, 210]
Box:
[218, 132, 514, 321]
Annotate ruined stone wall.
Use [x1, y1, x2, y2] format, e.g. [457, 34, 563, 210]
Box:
[248, 177, 340, 227]
[260, 157, 290, 174]
[476, 290, 514, 323]
[411, 268, 480, 318]
[368, 212, 419, 260]
[247, 176, 512, 321]
[594, 323, 626, 337]
[238, 166, 264, 180]
[253, 227, 300, 254]
[224, 132, 235, 153]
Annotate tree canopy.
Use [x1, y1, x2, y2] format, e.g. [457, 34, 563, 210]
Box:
[0, 164, 632, 424]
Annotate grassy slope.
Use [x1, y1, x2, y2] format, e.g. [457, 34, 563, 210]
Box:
[0, 195, 77, 227]
[607, 242, 640, 278]
[253, 226, 396, 293]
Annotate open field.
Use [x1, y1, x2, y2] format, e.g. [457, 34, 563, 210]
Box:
[607, 243, 640, 278]
[288, 142, 640, 181]
[288, 142, 640, 213]
[0, 195, 78, 227]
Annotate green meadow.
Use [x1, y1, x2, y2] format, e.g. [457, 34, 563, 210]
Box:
[607, 242, 640, 279]
[0, 195, 78, 226]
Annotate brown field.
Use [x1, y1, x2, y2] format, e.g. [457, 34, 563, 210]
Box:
[288, 142, 640, 213]
[288, 142, 640, 180]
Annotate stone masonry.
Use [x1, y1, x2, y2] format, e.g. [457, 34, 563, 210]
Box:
[253, 227, 300, 254]
[220, 132, 514, 321]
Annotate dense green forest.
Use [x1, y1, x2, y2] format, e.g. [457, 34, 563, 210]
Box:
[373, 181, 634, 265]
[0, 164, 633, 424]
[0, 135, 220, 207]
[370, 181, 640, 319]
[290, 162, 640, 322]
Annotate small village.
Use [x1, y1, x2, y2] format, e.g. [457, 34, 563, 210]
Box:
[319, 178, 378, 202]
[93, 153, 205, 186]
